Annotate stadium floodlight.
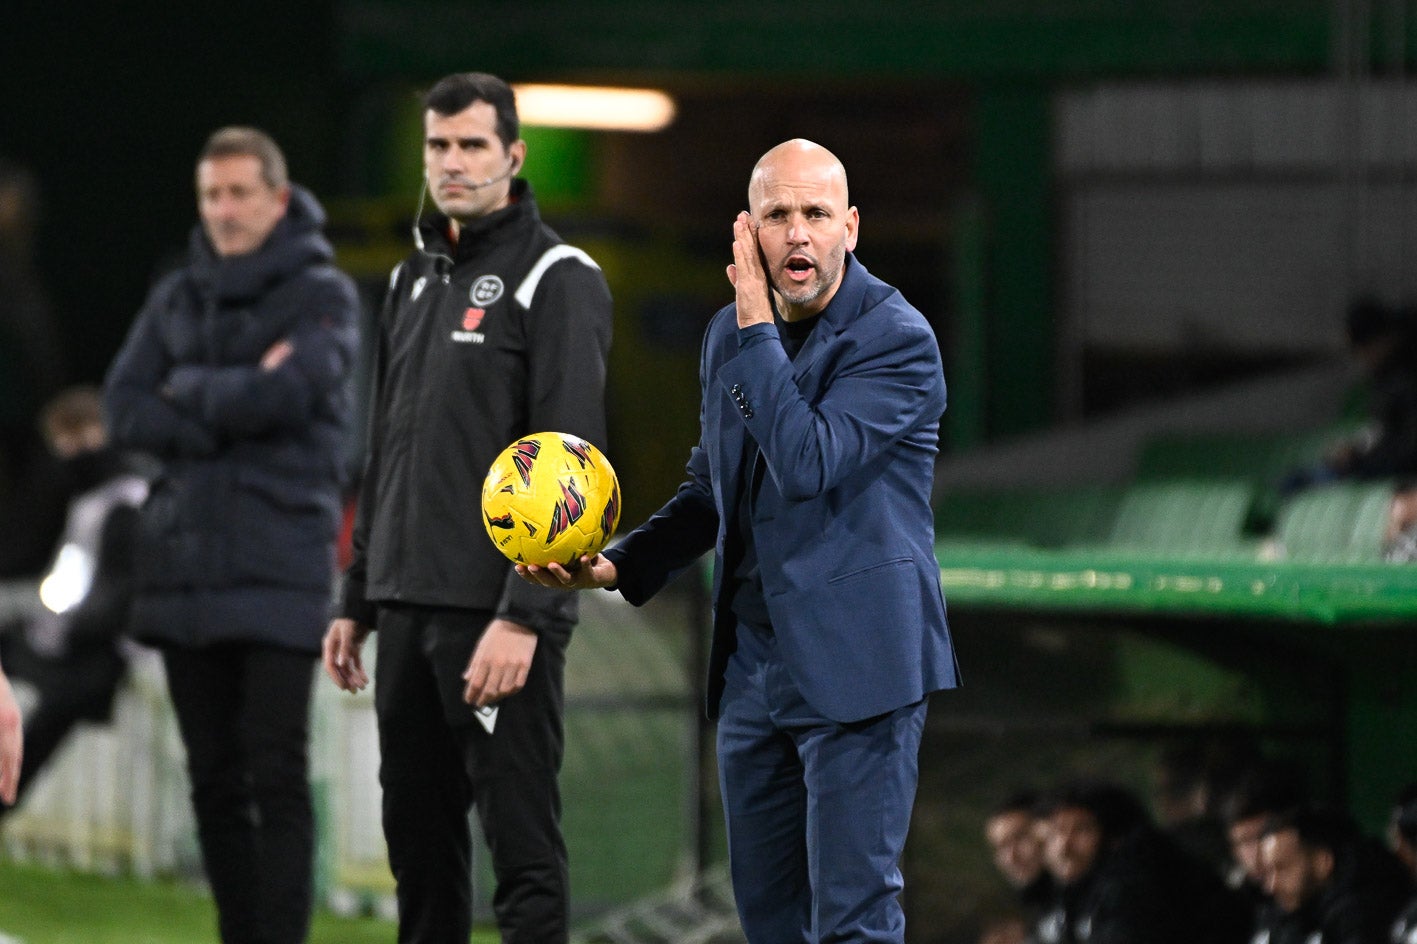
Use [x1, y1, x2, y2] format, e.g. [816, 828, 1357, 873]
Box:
[511, 84, 677, 132]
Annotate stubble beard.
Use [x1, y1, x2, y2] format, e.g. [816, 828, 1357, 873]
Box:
[773, 248, 843, 309]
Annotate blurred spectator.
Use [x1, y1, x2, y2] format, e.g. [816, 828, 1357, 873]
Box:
[1153, 736, 1260, 879]
[1035, 779, 1250, 944]
[1386, 783, 1417, 943]
[1283, 297, 1417, 499]
[1221, 759, 1309, 917]
[0, 159, 66, 433]
[1383, 485, 1417, 562]
[981, 790, 1052, 944]
[0, 159, 69, 578]
[988, 790, 1054, 905]
[0, 386, 148, 810]
[103, 126, 359, 944]
[1255, 805, 1409, 944]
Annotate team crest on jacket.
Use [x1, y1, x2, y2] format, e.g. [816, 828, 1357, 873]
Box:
[470, 275, 504, 306]
[451, 288, 493, 343]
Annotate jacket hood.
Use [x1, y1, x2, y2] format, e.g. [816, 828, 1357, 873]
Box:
[187, 182, 335, 301]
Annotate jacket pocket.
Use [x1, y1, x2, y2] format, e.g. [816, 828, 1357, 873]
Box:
[827, 557, 913, 586]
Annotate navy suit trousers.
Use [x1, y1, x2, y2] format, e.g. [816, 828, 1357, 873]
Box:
[717, 619, 927, 944]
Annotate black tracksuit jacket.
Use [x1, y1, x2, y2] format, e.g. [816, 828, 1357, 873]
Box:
[340, 181, 613, 634]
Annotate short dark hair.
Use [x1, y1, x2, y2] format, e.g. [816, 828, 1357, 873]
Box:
[198, 126, 288, 190]
[990, 790, 1040, 820]
[1039, 780, 1151, 845]
[1261, 805, 1357, 856]
[1220, 760, 1307, 827]
[423, 72, 519, 147]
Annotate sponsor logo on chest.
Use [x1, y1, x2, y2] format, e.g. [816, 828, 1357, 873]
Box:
[451, 274, 504, 344]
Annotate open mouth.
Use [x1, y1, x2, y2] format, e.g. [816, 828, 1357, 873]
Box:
[784, 256, 815, 279]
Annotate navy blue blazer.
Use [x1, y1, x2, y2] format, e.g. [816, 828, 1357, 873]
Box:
[607, 254, 959, 723]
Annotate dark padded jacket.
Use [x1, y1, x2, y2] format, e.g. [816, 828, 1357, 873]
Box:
[339, 180, 612, 635]
[104, 184, 360, 653]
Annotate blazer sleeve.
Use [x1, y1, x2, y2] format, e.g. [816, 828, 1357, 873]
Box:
[604, 441, 719, 606]
[716, 305, 946, 502]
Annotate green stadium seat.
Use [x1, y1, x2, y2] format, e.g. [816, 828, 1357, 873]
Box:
[1133, 423, 1367, 533]
[1273, 481, 1396, 563]
[933, 484, 1123, 549]
[1103, 479, 1258, 557]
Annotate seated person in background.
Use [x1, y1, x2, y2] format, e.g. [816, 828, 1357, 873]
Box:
[1284, 298, 1417, 495]
[981, 790, 1054, 944]
[1254, 805, 1410, 944]
[1035, 779, 1250, 944]
[1221, 759, 1310, 919]
[1386, 784, 1417, 943]
[0, 386, 148, 810]
[1383, 485, 1417, 561]
[1154, 737, 1261, 880]
[988, 791, 1054, 910]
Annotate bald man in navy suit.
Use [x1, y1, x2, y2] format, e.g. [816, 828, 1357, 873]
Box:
[519, 138, 958, 943]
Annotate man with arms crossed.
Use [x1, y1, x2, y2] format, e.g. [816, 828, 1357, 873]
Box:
[105, 126, 359, 944]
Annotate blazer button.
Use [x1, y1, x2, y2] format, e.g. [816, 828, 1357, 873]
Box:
[743, 408, 754, 418]
[730, 383, 742, 395]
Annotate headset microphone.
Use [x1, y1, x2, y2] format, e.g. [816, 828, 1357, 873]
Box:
[411, 179, 429, 252]
[464, 158, 518, 190]
[411, 157, 519, 252]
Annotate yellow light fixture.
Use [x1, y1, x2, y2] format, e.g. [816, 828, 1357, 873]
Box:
[512, 84, 677, 132]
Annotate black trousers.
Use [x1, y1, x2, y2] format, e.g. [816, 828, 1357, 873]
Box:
[162, 642, 317, 944]
[374, 604, 569, 944]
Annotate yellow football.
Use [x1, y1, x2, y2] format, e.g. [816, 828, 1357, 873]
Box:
[481, 432, 621, 567]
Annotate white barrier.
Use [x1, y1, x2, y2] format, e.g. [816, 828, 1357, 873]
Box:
[1, 644, 395, 912]
[0, 583, 696, 921]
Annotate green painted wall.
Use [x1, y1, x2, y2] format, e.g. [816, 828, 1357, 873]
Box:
[339, 1, 1341, 82]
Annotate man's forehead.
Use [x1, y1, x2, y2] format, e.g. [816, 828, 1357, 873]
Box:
[751, 173, 844, 209]
[425, 102, 498, 137]
[196, 154, 265, 187]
